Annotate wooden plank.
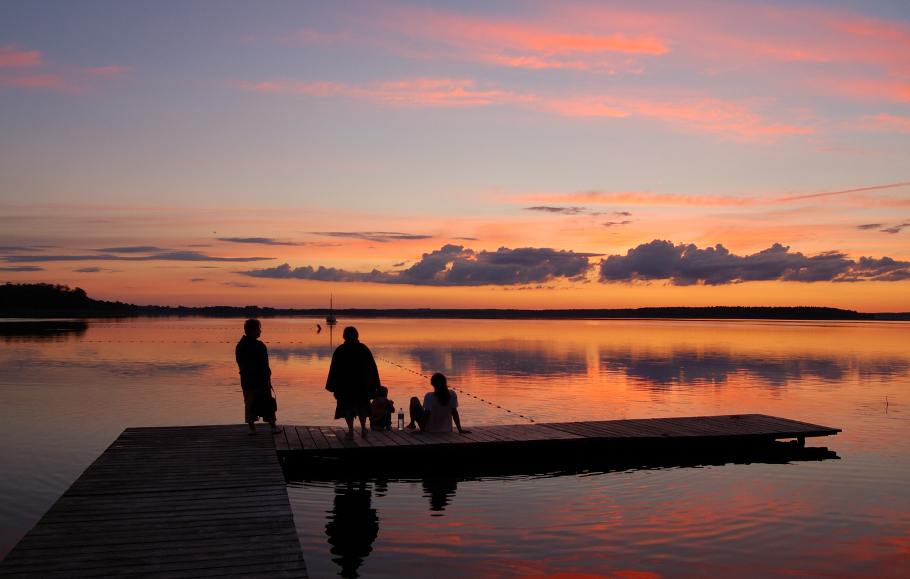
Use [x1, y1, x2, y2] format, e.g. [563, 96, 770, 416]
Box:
[306, 426, 331, 450]
[378, 428, 421, 446]
[318, 426, 348, 450]
[284, 426, 304, 452]
[365, 429, 397, 447]
[0, 425, 308, 578]
[460, 427, 509, 444]
[295, 426, 318, 451]
[468, 426, 517, 443]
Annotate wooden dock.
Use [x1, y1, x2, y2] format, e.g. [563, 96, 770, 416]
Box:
[0, 425, 307, 579]
[275, 414, 841, 478]
[275, 414, 840, 457]
[0, 414, 840, 576]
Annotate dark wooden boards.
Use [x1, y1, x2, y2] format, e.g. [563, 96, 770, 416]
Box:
[540, 414, 839, 442]
[276, 414, 840, 460]
[0, 425, 308, 578]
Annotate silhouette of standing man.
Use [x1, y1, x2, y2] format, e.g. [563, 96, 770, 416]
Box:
[235, 318, 281, 435]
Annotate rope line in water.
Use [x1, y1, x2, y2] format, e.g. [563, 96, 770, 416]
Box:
[374, 355, 534, 423]
[62, 339, 535, 422]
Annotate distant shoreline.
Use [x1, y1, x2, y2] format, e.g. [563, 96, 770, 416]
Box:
[2, 306, 909, 321]
[2, 284, 908, 321]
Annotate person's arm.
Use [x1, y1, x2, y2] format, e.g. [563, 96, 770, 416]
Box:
[452, 408, 470, 434]
[417, 409, 431, 433]
[325, 349, 339, 394]
[253, 341, 271, 391]
[365, 345, 381, 395]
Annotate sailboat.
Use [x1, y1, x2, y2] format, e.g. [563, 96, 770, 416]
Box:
[326, 295, 337, 326]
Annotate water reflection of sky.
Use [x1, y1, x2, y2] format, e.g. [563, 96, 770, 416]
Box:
[1, 318, 908, 577]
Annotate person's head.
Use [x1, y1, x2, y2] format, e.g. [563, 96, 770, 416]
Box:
[376, 385, 388, 398]
[431, 372, 450, 405]
[244, 318, 261, 337]
[342, 326, 359, 341]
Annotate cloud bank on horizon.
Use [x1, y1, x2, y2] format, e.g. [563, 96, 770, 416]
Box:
[239, 241, 910, 287]
[241, 244, 597, 286]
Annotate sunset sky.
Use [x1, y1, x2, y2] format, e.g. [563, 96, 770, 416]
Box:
[1, 0, 909, 310]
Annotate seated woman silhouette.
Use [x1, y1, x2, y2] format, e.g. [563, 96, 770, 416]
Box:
[410, 373, 470, 434]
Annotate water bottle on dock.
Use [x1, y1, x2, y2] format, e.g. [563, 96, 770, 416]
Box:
[398, 407, 405, 430]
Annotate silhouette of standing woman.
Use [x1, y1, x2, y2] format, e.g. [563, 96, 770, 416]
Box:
[326, 326, 381, 439]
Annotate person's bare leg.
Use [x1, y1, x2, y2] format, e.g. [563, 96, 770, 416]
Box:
[344, 416, 355, 438]
[360, 415, 368, 437]
[247, 420, 257, 434]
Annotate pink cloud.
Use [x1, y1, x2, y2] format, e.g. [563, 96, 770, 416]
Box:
[0, 45, 42, 68]
[334, 2, 910, 99]
[0, 44, 134, 92]
[294, 29, 350, 45]
[0, 73, 76, 91]
[541, 98, 629, 117]
[241, 77, 528, 108]
[511, 191, 756, 207]
[807, 76, 910, 103]
[507, 181, 910, 209]
[370, 78, 524, 107]
[84, 65, 136, 77]
[621, 97, 814, 137]
[349, 4, 670, 71]
[854, 114, 910, 133]
[238, 79, 347, 97]
[241, 74, 809, 138]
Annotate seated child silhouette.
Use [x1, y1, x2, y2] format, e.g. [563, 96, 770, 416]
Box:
[370, 386, 395, 431]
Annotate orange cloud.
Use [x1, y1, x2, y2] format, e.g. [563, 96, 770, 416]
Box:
[0, 45, 42, 68]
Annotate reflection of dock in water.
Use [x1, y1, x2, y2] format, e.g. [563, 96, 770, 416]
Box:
[277, 414, 841, 478]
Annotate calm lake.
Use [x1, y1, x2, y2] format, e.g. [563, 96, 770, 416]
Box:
[0, 317, 907, 577]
